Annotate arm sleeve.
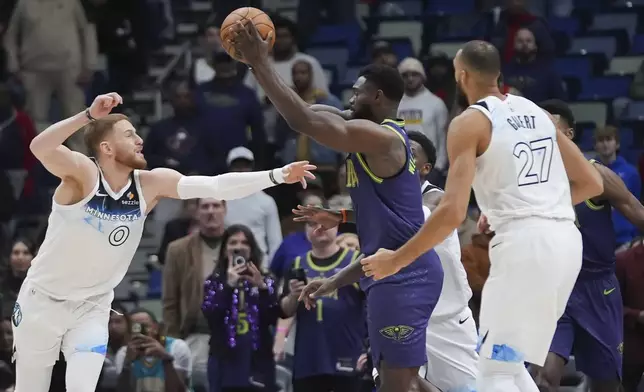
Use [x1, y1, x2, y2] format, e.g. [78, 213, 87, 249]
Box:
[177, 169, 285, 200]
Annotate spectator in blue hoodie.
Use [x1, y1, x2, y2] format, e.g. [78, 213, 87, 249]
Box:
[196, 51, 266, 174]
[144, 79, 212, 174]
[594, 125, 642, 246]
[502, 27, 565, 103]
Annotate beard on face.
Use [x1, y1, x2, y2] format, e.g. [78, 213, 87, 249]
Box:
[455, 82, 470, 110]
[351, 103, 376, 121]
[116, 151, 147, 170]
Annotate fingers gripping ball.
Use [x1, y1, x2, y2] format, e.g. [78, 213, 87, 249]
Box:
[220, 7, 275, 63]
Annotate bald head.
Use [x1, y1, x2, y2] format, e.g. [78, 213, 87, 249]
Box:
[457, 40, 501, 79]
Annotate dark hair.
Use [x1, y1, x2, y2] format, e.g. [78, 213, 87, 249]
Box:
[359, 64, 404, 102]
[9, 237, 37, 257]
[111, 301, 128, 317]
[272, 14, 297, 37]
[371, 42, 395, 60]
[460, 40, 501, 77]
[538, 99, 575, 128]
[83, 113, 130, 157]
[407, 131, 437, 168]
[128, 307, 158, 324]
[214, 224, 264, 278]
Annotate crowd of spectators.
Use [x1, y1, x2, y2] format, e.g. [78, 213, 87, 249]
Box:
[0, 0, 644, 391]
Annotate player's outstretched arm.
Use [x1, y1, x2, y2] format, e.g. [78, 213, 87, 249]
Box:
[142, 161, 316, 202]
[309, 104, 354, 120]
[594, 163, 644, 231]
[30, 93, 122, 181]
[229, 21, 400, 154]
[361, 111, 482, 279]
[554, 124, 603, 204]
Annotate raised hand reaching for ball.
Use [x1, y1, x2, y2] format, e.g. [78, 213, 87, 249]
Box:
[221, 7, 274, 64]
[227, 18, 273, 65]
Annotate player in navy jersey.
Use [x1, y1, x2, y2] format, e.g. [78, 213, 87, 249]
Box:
[530, 100, 644, 392]
[280, 221, 366, 392]
[228, 22, 444, 392]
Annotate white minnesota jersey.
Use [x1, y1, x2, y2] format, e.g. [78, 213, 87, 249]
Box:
[421, 182, 472, 318]
[27, 163, 147, 300]
[469, 95, 574, 231]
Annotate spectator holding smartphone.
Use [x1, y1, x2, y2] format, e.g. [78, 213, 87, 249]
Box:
[280, 218, 366, 392]
[202, 224, 281, 392]
[115, 308, 192, 392]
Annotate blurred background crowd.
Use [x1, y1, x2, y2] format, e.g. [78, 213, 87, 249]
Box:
[1, 0, 644, 391]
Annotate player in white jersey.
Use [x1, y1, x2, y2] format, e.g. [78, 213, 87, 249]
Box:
[370, 130, 479, 392]
[13, 93, 316, 392]
[361, 41, 604, 392]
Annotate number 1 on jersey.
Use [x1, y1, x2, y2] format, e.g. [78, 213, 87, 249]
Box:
[513, 137, 554, 186]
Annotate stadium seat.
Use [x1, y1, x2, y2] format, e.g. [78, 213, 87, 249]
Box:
[548, 16, 580, 37]
[430, 41, 465, 58]
[436, 13, 487, 39]
[577, 76, 632, 100]
[622, 149, 643, 165]
[568, 36, 617, 59]
[623, 101, 644, 120]
[554, 56, 593, 79]
[569, 102, 608, 126]
[425, 0, 475, 14]
[620, 128, 635, 148]
[577, 124, 596, 151]
[342, 66, 362, 85]
[309, 24, 362, 55]
[322, 66, 337, 86]
[606, 56, 644, 75]
[630, 34, 644, 54]
[307, 47, 350, 77]
[590, 13, 638, 39]
[381, 0, 423, 17]
[376, 20, 423, 55]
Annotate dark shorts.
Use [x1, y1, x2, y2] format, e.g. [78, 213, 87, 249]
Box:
[549, 273, 623, 380]
[365, 264, 443, 370]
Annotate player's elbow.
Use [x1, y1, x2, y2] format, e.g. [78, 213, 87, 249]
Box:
[584, 169, 604, 199]
[442, 199, 468, 228]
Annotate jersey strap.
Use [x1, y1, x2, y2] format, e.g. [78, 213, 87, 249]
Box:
[585, 158, 605, 210]
[468, 100, 493, 122]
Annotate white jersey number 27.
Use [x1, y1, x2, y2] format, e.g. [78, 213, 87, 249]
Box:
[513, 137, 554, 187]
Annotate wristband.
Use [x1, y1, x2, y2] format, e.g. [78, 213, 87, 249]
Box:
[269, 169, 279, 185]
[85, 108, 96, 122]
[340, 209, 347, 223]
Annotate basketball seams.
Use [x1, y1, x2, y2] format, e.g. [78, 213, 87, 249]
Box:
[219, 7, 275, 63]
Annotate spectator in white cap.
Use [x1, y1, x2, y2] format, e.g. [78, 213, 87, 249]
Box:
[396, 57, 449, 187]
[224, 147, 283, 265]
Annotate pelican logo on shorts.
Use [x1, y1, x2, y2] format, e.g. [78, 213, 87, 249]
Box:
[379, 325, 414, 341]
[618, 342, 624, 355]
[11, 303, 22, 327]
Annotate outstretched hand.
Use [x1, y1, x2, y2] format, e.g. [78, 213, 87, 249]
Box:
[292, 205, 341, 234]
[228, 20, 273, 65]
[297, 279, 336, 310]
[88, 93, 122, 119]
[281, 161, 316, 188]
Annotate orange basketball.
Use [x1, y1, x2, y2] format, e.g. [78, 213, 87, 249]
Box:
[220, 7, 275, 63]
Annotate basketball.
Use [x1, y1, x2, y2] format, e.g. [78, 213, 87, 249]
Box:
[220, 7, 275, 63]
